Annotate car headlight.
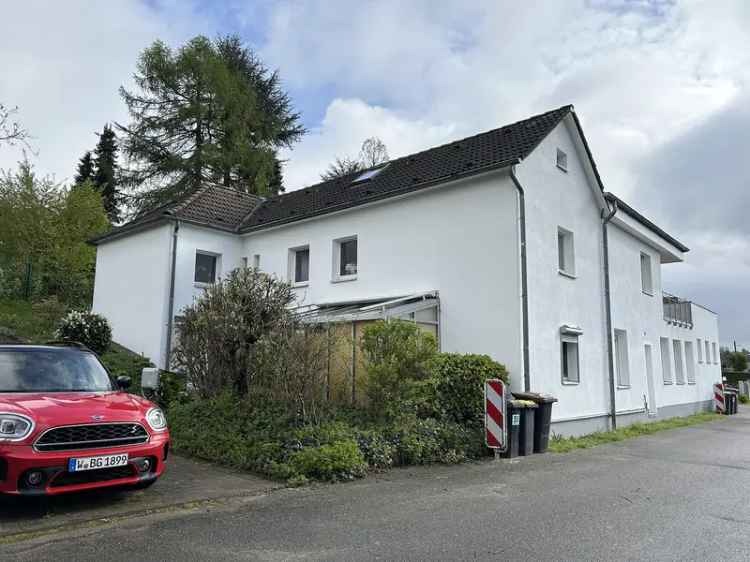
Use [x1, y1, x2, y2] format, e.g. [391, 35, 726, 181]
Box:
[146, 408, 167, 432]
[0, 413, 34, 442]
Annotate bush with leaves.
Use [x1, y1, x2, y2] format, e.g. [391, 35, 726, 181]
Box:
[361, 320, 437, 418]
[173, 267, 296, 398]
[429, 353, 509, 428]
[56, 310, 112, 354]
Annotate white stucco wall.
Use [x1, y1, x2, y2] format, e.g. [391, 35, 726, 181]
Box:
[92, 224, 172, 366]
[516, 118, 611, 421]
[240, 172, 525, 385]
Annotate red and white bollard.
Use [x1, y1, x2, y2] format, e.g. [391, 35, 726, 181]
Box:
[714, 383, 726, 414]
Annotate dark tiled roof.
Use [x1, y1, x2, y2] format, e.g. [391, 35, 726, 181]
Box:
[604, 192, 689, 252]
[240, 105, 573, 231]
[89, 183, 263, 244]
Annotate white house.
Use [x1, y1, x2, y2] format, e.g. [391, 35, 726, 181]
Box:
[91, 105, 722, 436]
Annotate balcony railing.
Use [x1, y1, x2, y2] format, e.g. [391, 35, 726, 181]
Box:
[663, 293, 693, 328]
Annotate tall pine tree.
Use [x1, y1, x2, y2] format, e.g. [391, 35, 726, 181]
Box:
[117, 35, 304, 214]
[92, 125, 120, 223]
[73, 151, 94, 185]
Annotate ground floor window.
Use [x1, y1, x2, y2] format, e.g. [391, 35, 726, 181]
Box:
[660, 337, 672, 384]
[673, 340, 685, 384]
[561, 334, 580, 384]
[615, 329, 630, 387]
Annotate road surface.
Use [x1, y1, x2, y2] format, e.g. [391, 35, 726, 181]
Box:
[3, 412, 750, 561]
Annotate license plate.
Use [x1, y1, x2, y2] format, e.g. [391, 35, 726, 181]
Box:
[68, 453, 129, 472]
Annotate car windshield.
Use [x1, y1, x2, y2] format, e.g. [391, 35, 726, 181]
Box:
[0, 349, 113, 392]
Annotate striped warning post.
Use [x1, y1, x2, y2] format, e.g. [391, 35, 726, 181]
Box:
[485, 379, 507, 450]
[714, 383, 725, 414]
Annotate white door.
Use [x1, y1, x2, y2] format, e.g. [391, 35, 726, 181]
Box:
[644, 344, 657, 416]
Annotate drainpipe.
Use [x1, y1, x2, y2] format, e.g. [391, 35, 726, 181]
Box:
[602, 200, 618, 429]
[510, 166, 531, 392]
[164, 219, 180, 371]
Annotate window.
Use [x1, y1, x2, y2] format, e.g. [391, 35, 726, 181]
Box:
[558, 227, 575, 277]
[561, 334, 580, 383]
[194, 252, 218, 284]
[660, 337, 672, 384]
[614, 329, 630, 387]
[556, 148, 568, 171]
[712, 342, 718, 364]
[640, 252, 653, 295]
[697, 338, 703, 363]
[333, 236, 358, 280]
[290, 246, 310, 285]
[241, 257, 248, 268]
[705, 340, 711, 365]
[673, 340, 685, 384]
[253, 254, 260, 269]
[685, 341, 696, 383]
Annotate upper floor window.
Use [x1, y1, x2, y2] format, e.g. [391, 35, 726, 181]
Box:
[333, 236, 357, 281]
[290, 246, 309, 285]
[556, 148, 568, 171]
[712, 342, 718, 365]
[697, 338, 703, 363]
[705, 340, 711, 364]
[640, 252, 653, 295]
[194, 251, 218, 285]
[558, 227, 575, 277]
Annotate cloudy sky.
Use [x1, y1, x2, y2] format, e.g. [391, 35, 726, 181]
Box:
[1, 1, 748, 346]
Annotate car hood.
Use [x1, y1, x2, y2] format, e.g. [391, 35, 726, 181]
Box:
[0, 391, 155, 433]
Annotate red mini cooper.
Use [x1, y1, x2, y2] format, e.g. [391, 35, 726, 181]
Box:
[0, 343, 169, 495]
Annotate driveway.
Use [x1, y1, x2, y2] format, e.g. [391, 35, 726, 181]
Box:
[0, 454, 280, 538]
[3, 412, 750, 561]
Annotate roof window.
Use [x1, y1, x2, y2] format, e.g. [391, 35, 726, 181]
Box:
[352, 164, 388, 184]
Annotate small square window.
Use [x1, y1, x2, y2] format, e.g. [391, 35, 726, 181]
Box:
[194, 252, 217, 284]
[640, 252, 653, 295]
[556, 148, 568, 171]
[561, 335, 580, 383]
[290, 247, 309, 285]
[333, 236, 358, 280]
[558, 227, 575, 276]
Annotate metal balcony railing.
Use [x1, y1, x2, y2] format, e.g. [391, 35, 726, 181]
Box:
[663, 292, 693, 328]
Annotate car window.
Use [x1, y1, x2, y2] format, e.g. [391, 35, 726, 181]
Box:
[0, 349, 113, 392]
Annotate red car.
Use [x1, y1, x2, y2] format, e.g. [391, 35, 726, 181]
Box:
[0, 343, 169, 496]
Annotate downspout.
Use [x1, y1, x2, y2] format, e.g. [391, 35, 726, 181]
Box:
[602, 200, 618, 429]
[510, 166, 531, 392]
[164, 219, 180, 371]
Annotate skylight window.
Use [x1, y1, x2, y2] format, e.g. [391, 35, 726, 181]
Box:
[352, 164, 388, 184]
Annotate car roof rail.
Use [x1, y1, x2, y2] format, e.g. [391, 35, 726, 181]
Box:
[44, 340, 92, 351]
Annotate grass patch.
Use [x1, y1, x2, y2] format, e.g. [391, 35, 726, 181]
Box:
[549, 412, 723, 453]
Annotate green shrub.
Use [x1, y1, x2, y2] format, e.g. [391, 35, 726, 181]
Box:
[361, 320, 437, 418]
[355, 431, 395, 470]
[430, 353, 509, 428]
[56, 309, 112, 354]
[740, 395, 749, 405]
[289, 439, 367, 481]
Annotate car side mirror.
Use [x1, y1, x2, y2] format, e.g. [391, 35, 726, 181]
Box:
[116, 376, 132, 390]
[140, 368, 160, 391]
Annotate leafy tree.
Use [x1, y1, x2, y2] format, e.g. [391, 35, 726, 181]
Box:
[0, 103, 29, 147]
[74, 151, 94, 185]
[92, 125, 120, 223]
[721, 348, 749, 372]
[320, 137, 389, 181]
[117, 35, 304, 214]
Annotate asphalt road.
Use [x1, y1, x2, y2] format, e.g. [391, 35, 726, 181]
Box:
[4, 413, 750, 561]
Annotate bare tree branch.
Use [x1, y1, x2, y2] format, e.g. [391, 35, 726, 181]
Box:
[0, 103, 30, 147]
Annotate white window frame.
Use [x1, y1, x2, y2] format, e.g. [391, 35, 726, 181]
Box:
[614, 329, 630, 388]
[332, 236, 358, 282]
[697, 338, 703, 363]
[705, 340, 711, 365]
[712, 342, 718, 365]
[288, 245, 310, 287]
[640, 252, 653, 296]
[556, 148, 568, 172]
[685, 341, 696, 384]
[194, 250, 220, 286]
[673, 340, 685, 385]
[660, 337, 673, 384]
[561, 333, 580, 384]
[557, 227, 576, 278]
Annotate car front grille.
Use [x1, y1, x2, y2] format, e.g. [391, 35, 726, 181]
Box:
[49, 465, 135, 488]
[34, 423, 149, 452]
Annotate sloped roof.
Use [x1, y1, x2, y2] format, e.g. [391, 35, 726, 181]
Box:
[240, 105, 573, 231]
[604, 192, 689, 252]
[90, 183, 263, 244]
